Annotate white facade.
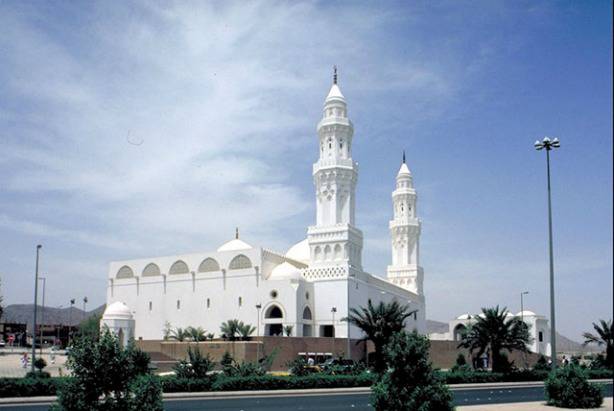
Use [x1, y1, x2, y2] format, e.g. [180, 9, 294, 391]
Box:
[429, 311, 551, 356]
[105, 72, 427, 342]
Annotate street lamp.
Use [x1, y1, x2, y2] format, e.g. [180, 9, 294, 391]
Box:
[31, 244, 42, 373]
[255, 303, 262, 362]
[331, 306, 337, 358]
[520, 291, 529, 324]
[39, 277, 46, 357]
[68, 299, 75, 346]
[83, 297, 88, 321]
[534, 136, 560, 369]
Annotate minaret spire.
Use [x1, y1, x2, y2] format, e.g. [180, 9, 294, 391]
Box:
[333, 65, 338, 84]
[235, 227, 239, 239]
[402, 150, 406, 164]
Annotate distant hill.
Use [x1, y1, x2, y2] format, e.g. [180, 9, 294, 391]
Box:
[425, 318, 600, 354]
[1, 304, 106, 331]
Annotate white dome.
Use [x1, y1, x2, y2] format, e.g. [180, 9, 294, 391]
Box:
[286, 239, 310, 264]
[269, 262, 302, 280]
[456, 313, 472, 320]
[217, 238, 252, 252]
[516, 310, 537, 317]
[102, 301, 133, 320]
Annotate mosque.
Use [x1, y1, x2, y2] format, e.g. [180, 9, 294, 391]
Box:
[102, 71, 427, 344]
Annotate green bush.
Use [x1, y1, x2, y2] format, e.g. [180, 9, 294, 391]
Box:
[533, 355, 551, 371]
[159, 376, 214, 393]
[0, 377, 67, 397]
[33, 358, 47, 372]
[545, 365, 603, 408]
[25, 371, 51, 379]
[129, 375, 163, 411]
[211, 373, 376, 391]
[371, 331, 453, 411]
[173, 347, 215, 379]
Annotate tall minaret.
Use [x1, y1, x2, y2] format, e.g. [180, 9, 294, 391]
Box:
[307, 67, 363, 269]
[386, 152, 423, 295]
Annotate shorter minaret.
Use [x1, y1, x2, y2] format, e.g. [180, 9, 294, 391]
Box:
[386, 152, 423, 295]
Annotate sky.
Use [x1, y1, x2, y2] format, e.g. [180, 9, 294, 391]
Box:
[0, 1, 612, 341]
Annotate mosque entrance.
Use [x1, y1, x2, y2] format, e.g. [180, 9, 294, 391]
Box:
[265, 324, 283, 336]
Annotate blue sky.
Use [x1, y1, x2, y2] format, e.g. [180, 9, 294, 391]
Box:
[0, 1, 611, 341]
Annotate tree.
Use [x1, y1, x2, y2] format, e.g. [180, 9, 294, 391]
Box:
[52, 329, 160, 411]
[583, 319, 613, 369]
[186, 326, 207, 342]
[169, 327, 189, 342]
[238, 322, 256, 341]
[371, 331, 453, 411]
[545, 365, 603, 408]
[76, 313, 103, 341]
[162, 322, 172, 340]
[220, 319, 241, 341]
[343, 300, 416, 373]
[173, 346, 215, 379]
[283, 325, 293, 337]
[457, 306, 531, 372]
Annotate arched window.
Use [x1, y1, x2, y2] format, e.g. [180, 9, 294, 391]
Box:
[265, 305, 283, 319]
[198, 258, 220, 273]
[116, 265, 134, 279]
[229, 254, 252, 270]
[334, 244, 342, 260]
[302, 306, 312, 320]
[142, 263, 160, 277]
[454, 324, 467, 341]
[328, 138, 332, 149]
[169, 260, 189, 275]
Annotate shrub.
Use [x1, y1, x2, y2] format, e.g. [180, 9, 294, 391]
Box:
[371, 331, 453, 411]
[159, 376, 214, 393]
[288, 357, 310, 376]
[173, 347, 215, 379]
[211, 373, 376, 391]
[533, 355, 551, 371]
[129, 375, 163, 411]
[545, 365, 604, 408]
[33, 358, 47, 372]
[451, 353, 472, 372]
[25, 371, 51, 379]
[0, 377, 66, 397]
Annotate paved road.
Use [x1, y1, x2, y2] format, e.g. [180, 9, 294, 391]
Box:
[1, 383, 611, 410]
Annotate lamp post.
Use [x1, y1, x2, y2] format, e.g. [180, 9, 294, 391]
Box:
[255, 303, 262, 362]
[534, 136, 560, 369]
[39, 277, 46, 356]
[520, 291, 529, 324]
[31, 244, 42, 373]
[331, 306, 337, 358]
[83, 297, 88, 321]
[68, 299, 75, 346]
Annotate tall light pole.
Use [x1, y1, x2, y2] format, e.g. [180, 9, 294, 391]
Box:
[31, 244, 42, 373]
[331, 306, 337, 358]
[534, 136, 560, 369]
[39, 277, 46, 356]
[520, 291, 529, 324]
[68, 299, 75, 346]
[255, 303, 262, 362]
[83, 297, 88, 320]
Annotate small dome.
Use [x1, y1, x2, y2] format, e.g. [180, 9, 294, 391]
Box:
[102, 301, 133, 320]
[217, 238, 252, 252]
[456, 313, 472, 320]
[286, 239, 310, 264]
[397, 162, 411, 176]
[270, 262, 302, 280]
[516, 310, 537, 317]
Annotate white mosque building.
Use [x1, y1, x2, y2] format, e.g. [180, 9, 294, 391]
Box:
[102, 71, 427, 341]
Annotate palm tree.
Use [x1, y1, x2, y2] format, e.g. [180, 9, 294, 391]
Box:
[283, 325, 293, 337]
[457, 306, 531, 372]
[583, 319, 613, 369]
[343, 300, 416, 373]
[220, 319, 241, 341]
[169, 327, 189, 342]
[187, 326, 207, 342]
[238, 322, 256, 341]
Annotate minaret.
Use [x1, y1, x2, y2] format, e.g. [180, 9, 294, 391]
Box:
[386, 152, 423, 295]
[307, 67, 363, 270]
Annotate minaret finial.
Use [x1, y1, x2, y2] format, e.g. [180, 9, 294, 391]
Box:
[235, 227, 239, 239]
[333, 65, 338, 84]
[402, 150, 406, 164]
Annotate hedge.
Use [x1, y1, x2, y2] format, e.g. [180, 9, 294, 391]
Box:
[1, 369, 611, 398]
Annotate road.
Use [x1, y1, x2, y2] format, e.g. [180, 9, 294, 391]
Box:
[1, 383, 611, 410]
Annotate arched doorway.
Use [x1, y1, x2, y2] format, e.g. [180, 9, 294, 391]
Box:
[264, 304, 284, 336]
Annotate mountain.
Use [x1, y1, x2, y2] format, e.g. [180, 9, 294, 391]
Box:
[1, 304, 106, 330]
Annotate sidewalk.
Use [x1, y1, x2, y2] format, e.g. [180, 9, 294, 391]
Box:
[457, 398, 613, 410]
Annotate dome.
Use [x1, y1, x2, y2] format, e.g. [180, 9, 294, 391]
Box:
[269, 262, 302, 281]
[217, 238, 252, 252]
[456, 313, 472, 320]
[102, 301, 133, 320]
[516, 310, 537, 317]
[286, 239, 310, 264]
